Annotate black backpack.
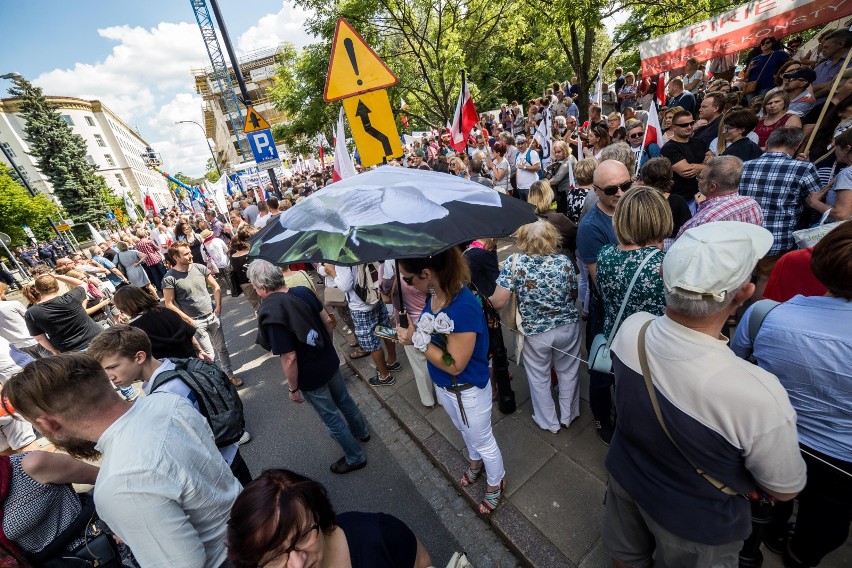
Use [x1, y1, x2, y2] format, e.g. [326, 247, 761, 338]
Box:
[150, 358, 245, 447]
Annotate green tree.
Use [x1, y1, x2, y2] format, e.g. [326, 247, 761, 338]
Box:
[7, 77, 110, 227]
[0, 164, 64, 246]
[204, 158, 221, 183]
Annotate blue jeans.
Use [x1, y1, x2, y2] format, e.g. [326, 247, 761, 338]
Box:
[301, 370, 369, 465]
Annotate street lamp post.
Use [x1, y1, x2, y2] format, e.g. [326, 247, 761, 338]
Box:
[176, 120, 221, 176]
[1, 72, 71, 251]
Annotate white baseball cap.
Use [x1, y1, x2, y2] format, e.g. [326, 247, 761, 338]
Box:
[663, 221, 773, 302]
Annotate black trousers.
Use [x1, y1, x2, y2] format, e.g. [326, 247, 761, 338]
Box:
[230, 449, 253, 487]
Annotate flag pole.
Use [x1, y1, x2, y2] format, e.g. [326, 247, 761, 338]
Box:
[636, 103, 653, 177]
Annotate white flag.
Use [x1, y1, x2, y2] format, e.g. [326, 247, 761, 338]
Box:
[567, 156, 576, 189]
[595, 65, 603, 107]
[333, 107, 357, 181]
[123, 191, 138, 222]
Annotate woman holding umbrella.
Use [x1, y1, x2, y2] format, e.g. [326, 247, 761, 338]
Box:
[395, 248, 506, 515]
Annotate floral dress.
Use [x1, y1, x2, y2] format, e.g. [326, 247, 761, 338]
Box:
[496, 253, 578, 335]
[595, 245, 666, 337]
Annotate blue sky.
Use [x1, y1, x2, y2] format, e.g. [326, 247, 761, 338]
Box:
[0, 0, 315, 176]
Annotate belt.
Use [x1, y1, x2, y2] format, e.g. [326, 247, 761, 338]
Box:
[441, 381, 475, 426]
[193, 312, 213, 320]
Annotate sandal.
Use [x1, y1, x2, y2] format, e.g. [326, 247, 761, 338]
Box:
[460, 465, 483, 487]
[479, 479, 505, 515]
[349, 347, 370, 359]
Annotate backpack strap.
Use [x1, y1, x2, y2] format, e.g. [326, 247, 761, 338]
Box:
[734, 299, 781, 361]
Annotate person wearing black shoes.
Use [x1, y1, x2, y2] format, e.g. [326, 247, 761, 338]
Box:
[249, 259, 370, 475]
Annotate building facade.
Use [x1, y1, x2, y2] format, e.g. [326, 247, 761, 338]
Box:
[193, 45, 287, 170]
[0, 96, 173, 210]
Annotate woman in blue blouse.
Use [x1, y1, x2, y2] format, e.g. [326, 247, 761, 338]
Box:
[396, 248, 506, 515]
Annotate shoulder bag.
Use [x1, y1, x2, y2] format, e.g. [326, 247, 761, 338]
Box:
[743, 52, 773, 95]
[588, 248, 659, 373]
[503, 254, 525, 360]
[637, 320, 740, 496]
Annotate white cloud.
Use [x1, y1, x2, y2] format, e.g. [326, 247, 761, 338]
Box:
[29, 3, 314, 178]
[237, 2, 315, 53]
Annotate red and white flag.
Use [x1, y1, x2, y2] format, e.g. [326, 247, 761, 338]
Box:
[644, 102, 662, 147]
[400, 98, 410, 128]
[449, 72, 478, 152]
[333, 107, 356, 182]
[655, 72, 668, 107]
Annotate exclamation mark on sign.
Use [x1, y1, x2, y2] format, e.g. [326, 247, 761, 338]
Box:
[344, 38, 362, 85]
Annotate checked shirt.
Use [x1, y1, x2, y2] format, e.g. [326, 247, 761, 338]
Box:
[674, 193, 763, 240]
[739, 152, 822, 255]
[133, 237, 163, 266]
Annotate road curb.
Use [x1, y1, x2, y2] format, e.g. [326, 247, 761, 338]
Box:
[340, 340, 574, 568]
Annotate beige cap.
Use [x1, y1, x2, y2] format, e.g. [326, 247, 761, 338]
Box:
[663, 221, 773, 301]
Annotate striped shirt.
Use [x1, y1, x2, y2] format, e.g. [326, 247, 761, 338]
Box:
[133, 238, 163, 266]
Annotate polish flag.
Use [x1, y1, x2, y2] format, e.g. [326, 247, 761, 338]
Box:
[143, 191, 157, 214]
[333, 107, 356, 182]
[644, 103, 662, 147]
[655, 73, 667, 107]
[400, 99, 409, 127]
[317, 133, 326, 168]
[449, 72, 478, 152]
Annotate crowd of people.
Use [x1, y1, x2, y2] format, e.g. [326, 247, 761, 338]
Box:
[0, 25, 850, 568]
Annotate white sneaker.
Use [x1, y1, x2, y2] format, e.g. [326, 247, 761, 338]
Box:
[238, 431, 251, 445]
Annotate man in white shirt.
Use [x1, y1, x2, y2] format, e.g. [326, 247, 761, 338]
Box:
[253, 200, 272, 229]
[4, 353, 241, 568]
[514, 134, 541, 202]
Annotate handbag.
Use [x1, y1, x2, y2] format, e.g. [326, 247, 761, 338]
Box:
[588, 248, 659, 374]
[792, 209, 843, 249]
[637, 320, 741, 496]
[323, 286, 347, 307]
[743, 52, 773, 95]
[444, 552, 473, 568]
[503, 254, 525, 361]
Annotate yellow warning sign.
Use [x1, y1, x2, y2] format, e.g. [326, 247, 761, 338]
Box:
[343, 89, 402, 168]
[324, 18, 399, 102]
[243, 106, 271, 133]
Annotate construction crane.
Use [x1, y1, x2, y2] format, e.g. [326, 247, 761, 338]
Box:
[189, 0, 251, 160]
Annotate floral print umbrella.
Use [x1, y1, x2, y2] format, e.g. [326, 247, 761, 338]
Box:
[249, 166, 537, 266]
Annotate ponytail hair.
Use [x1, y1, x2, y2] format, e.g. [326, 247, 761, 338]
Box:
[398, 247, 470, 298]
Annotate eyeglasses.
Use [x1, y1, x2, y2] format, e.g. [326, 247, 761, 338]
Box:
[722, 125, 740, 132]
[594, 180, 632, 196]
[628, 131, 644, 139]
[261, 524, 320, 568]
[674, 120, 695, 128]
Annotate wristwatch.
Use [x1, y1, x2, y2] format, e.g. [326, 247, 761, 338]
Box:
[288, 386, 299, 393]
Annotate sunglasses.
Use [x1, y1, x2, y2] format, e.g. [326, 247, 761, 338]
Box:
[628, 131, 644, 139]
[594, 180, 632, 196]
[402, 274, 416, 286]
[782, 73, 803, 80]
[761, 39, 773, 45]
[674, 120, 695, 128]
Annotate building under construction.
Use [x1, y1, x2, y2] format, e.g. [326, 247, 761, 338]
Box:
[192, 45, 287, 171]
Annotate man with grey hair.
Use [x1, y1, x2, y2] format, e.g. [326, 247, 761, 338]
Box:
[603, 221, 806, 567]
[669, 155, 763, 242]
[739, 127, 822, 297]
[468, 156, 493, 188]
[249, 259, 370, 474]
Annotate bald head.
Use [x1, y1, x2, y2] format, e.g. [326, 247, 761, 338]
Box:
[594, 160, 631, 187]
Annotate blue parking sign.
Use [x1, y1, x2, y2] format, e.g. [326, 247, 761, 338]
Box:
[247, 129, 280, 166]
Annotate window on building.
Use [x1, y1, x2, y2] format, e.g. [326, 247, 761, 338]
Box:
[60, 115, 74, 126]
[115, 174, 126, 187]
[86, 155, 96, 166]
[85, 116, 96, 126]
[104, 154, 116, 167]
[94, 134, 106, 147]
[1, 142, 16, 157]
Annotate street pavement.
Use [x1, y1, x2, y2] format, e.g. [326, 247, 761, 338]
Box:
[219, 289, 521, 567]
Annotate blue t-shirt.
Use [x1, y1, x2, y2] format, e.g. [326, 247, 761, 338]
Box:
[577, 205, 618, 266]
[92, 254, 122, 286]
[421, 286, 490, 389]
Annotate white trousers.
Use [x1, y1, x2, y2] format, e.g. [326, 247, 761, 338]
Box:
[403, 344, 436, 407]
[436, 380, 505, 486]
[521, 322, 582, 433]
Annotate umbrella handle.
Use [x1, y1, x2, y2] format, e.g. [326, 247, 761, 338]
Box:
[399, 310, 409, 328]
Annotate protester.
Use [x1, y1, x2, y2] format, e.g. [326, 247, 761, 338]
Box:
[638, 158, 692, 238]
[227, 469, 432, 568]
[515, 135, 541, 201]
[229, 224, 262, 313]
[528, 179, 577, 259]
[200, 229, 232, 295]
[732, 221, 852, 568]
[625, 119, 660, 173]
[491, 220, 581, 433]
[693, 92, 725, 145]
[250, 260, 370, 474]
[744, 36, 790, 100]
[133, 229, 167, 291]
[754, 91, 802, 148]
[0, 283, 52, 360]
[719, 108, 763, 162]
[783, 67, 818, 117]
[5, 353, 242, 567]
[665, 78, 695, 114]
[812, 29, 852, 104]
[163, 241, 243, 387]
[396, 248, 506, 514]
[805, 126, 852, 221]
[660, 110, 712, 212]
[603, 222, 805, 566]
[115, 241, 157, 297]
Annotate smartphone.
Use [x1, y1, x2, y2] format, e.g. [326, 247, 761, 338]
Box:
[373, 325, 399, 340]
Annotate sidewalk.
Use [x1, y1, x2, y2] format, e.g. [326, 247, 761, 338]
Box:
[334, 319, 608, 568]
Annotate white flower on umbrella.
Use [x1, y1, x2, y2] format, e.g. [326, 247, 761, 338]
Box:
[263, 167, 502, 245]
[433, 313, 455, 334]
[417, 312, 436, 334]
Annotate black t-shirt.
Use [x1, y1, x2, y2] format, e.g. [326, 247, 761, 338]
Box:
[722, 138, 763, 163]
[265, 287, 339, 391]
[666, 194, 693, 238]
[336, 512, 417, 568]
[463, 247, 499, 297]
[230, 254, 251, 287]
[24, 287, 104, 353]
[660, 139, 709, 202]
[693, 117, 721, 146]
[130, 308, 196, 359]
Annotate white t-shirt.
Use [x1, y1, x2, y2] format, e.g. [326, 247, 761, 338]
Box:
[0, 300, 38, 349]
[253, 212, 271, 229]
[515, 149, 541, 190]
[200, 238, 230, 269]
[494, 158, 511, 193]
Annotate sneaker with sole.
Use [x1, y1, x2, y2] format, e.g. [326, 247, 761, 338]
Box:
[369, 373, 396, 387]
[229, 376, 244, 388]
[386, 361, 403, 372]
[358, 434, 371, 443]
[238, 431, 251, 445]
[330, 456, 367, 474]
[595, 421, 614, 446]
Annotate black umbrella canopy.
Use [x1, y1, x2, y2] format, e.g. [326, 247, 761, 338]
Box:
[249, 166, 537, 266]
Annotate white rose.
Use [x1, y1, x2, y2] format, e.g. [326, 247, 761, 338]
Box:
[433, 313, 455, 334]
[417, 312, 436, 334]
[412, 329, 432, 352]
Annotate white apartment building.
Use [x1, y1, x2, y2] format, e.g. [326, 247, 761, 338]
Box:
[193, 45, 287, 169]
[0, 96, 173, 210]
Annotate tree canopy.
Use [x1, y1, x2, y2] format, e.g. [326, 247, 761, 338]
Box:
[0, 164, 64, 246]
